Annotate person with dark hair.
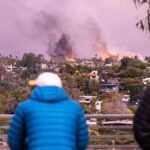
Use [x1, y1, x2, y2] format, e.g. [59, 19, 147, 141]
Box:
[133, 86, 150, 150]
[8, 72, 89, 150]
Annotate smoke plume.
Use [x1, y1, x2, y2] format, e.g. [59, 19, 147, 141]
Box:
[50, 34, 73, 61]
[31, 0, 109, 59]
[0, 0, 144, 59]
[0, 0, 109, 58]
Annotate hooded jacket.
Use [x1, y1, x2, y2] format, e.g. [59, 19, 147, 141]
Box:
[133, 86, 150, 150]
[8, 86, 89, 150]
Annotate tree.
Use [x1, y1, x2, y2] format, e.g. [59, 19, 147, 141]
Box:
[104, 56, 118, 65]
[145, 56, 150, 62]
[64, 63, 76, 74]
[120, 56, 145, 69]
[21, 53, 38, 73]
[63, 74, 83, 99]
[120, 57, 131, 69]
[0, 94, 17, 114]
[125, 66, 143, 77]
[5, 96, 17, 114]
[11, 87, 30, 103]
[120, 57, 145, 78]
[36, 54, 45, 64]
[0, 94, 6, 113]
[102, 100, 131, 114]
[73, 73, 100, 96]
[101, 93, 131, 114]
[88, 80, 100, 95]
[20, 70, 30, 85]
[0, 65, 5, 81]
[122, 78, 144, 101]
[134, 0, 150, 33]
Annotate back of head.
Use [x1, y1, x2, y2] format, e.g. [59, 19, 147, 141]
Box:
[29, 72, 62, 87]
[28, 72, 66, 102]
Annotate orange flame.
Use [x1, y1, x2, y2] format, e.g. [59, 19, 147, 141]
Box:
[65, 52, 76, 62]
[95, 50, 117, 60]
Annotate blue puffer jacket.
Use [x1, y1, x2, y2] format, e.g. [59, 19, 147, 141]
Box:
[8, 86, 89, 150]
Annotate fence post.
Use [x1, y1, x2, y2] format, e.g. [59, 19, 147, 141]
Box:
[112, 140, 115, 150]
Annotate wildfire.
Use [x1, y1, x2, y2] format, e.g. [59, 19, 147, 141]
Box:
[95, 47, 142, 60]
[99, 51, 114, 59]
[65, 46, 143, 62]
[94, 43, 117, 60]
[93, 41, 143, 60]
[65, 52, 76, 62]
[95, 50, 117, 60]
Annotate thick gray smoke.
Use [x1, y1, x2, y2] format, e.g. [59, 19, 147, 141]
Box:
[50, 34, 73, 61]
[0, 0, 108, 58]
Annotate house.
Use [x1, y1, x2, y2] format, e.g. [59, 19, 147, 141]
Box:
[79, 96, 97, 104]
[79, 59, 95, 67]
[89, 70, 99, 81]
[80, 70, 99, 81]
[20, 67, 27, 71]
[104, 63, 113, 67]
[95, 101, 102, 112]
[5, 65, 17, 72]
[143, 78, 150, 85]
[100, 83, 119, 93]
[107, 79, 120, 84]
[146, 66, 150, 71]
[100, 79, 119, 93]
[40, 63, 48, 70]
[121, 94, 130, 103]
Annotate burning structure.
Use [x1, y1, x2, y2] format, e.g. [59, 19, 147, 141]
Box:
[50, 34, 76, 62]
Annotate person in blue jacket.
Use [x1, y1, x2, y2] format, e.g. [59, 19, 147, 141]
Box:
[8, 72, 89, 150]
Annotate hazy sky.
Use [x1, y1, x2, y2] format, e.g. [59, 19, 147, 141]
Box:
[0, 0, 149, 58]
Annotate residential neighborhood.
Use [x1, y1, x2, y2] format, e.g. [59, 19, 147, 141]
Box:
[0, 52, 150, 149]
[0, 53, 149, 115]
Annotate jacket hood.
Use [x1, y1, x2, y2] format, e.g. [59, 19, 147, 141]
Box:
[31, 86, 69, 102]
